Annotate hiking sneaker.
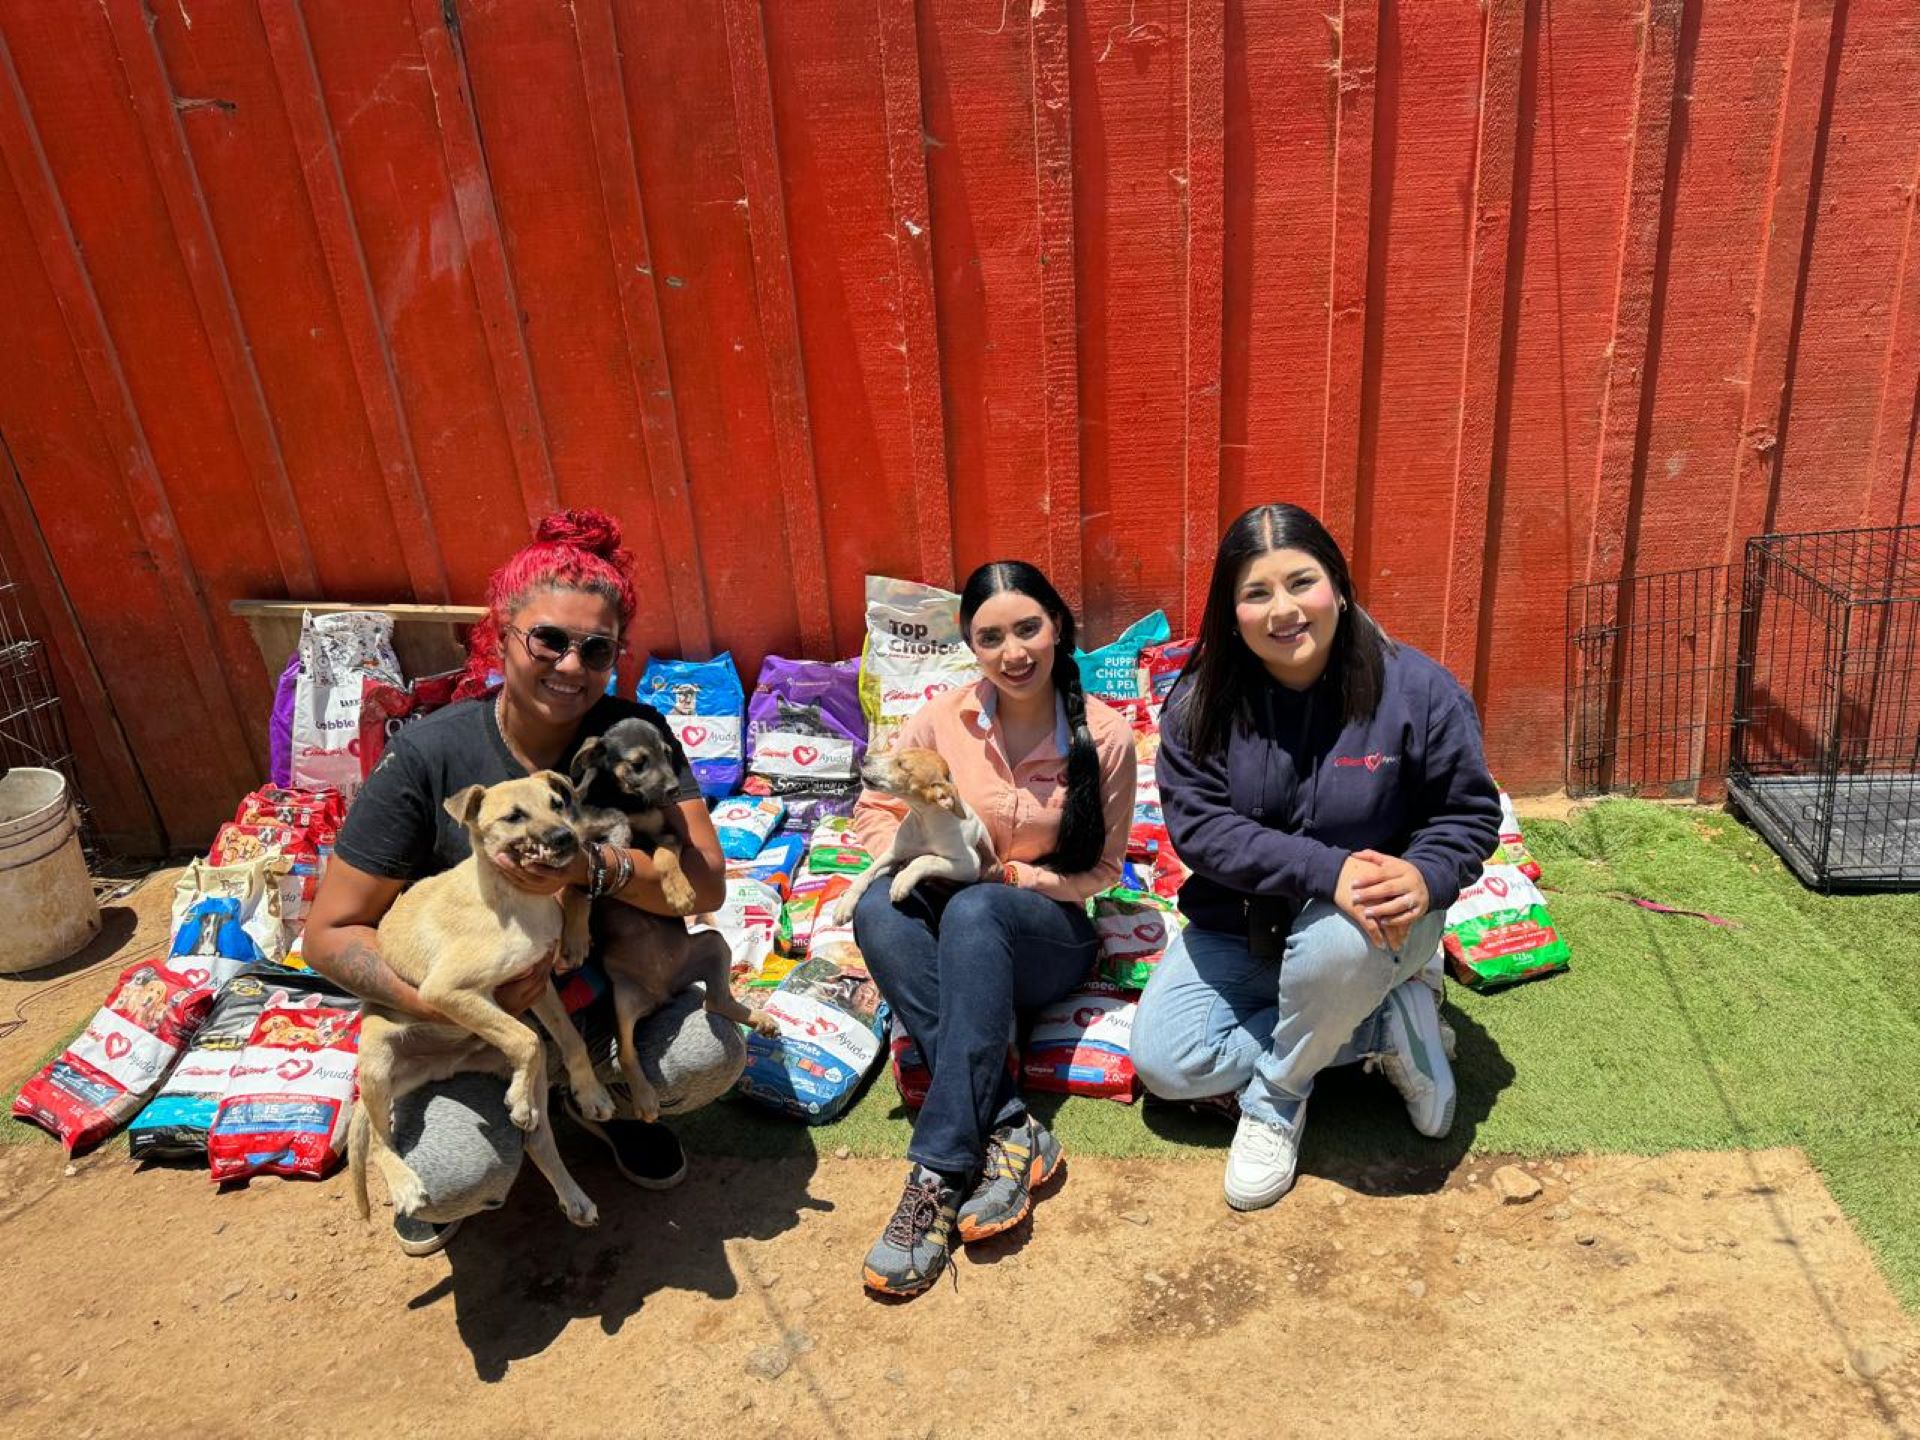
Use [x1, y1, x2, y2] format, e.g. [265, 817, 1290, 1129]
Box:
[956, 1115, 1063, 1243]
[393, 1214, 462, 1258]
[564, 1098, 688, 1190]
[1223, 1108, 1303, 1211]
[1372, 979, 1457, 1139]
[863, 1165, 963, 1297]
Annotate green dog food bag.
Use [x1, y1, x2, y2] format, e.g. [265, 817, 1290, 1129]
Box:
[1441, 863, 1569, 989]
[1090, 887, 1182, 991]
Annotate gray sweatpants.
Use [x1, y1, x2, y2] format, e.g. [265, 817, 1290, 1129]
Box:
[389, 987, 746, 1224]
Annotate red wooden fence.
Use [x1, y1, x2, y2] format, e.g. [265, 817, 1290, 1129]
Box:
[0, 0, 1915, 852]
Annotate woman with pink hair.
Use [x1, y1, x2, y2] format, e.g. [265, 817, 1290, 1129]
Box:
[306, 509, 743, 1256]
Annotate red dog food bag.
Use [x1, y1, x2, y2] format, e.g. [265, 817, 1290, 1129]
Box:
[12, 960, 214, 1153]
[232, 784, 345, 843]
[1022, 981, 1139, 1103]
[358, 670, 461, 780]
[888, 1015, 931, 1109]
[207, 1002, 361, 1182]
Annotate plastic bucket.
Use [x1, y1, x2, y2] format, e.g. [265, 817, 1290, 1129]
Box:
[0, 768, 101, 974]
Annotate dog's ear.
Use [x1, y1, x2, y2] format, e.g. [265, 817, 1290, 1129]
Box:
[570, 736, 604, 785]
[924, 780, 962, 815]
[443, 784, 487, 829]
[537, 769, 577, 805]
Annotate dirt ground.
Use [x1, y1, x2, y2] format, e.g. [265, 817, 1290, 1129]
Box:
[2, 881, 1917, 1439]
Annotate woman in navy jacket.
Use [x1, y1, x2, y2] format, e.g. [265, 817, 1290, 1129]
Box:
[1131, 503, 1500, 1210]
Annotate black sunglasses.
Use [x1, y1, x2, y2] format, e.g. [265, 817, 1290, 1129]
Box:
[507, 623, 619, 671]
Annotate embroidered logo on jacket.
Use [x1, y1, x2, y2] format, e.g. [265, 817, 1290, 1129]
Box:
[1332, 752, 1400, 773]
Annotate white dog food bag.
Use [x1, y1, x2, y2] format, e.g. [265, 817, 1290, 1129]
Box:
[858, 576, 980, 754]
[171, 858, 290, 976]
[290, 610, 403, 807]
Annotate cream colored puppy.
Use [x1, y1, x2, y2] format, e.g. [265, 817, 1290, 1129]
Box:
[831, 747, 997, 922]
[348, 772, 615, 1231]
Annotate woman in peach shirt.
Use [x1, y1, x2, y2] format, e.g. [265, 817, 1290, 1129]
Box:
[851, 561, 1134, 1298]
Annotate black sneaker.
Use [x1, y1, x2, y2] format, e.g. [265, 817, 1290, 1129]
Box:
[862, 1165, 962, 1297]
[564, 1098, 688, 1190]
[393, 1214, 462, 1257]
[956, 1115, 1063, 1243]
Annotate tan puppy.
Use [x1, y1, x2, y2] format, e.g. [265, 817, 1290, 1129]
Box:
[831, 747, 996, 922]
[348, 773, 616, 1230]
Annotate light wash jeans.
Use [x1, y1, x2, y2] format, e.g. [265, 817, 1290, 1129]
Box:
[1130, 899, 1447, 1128]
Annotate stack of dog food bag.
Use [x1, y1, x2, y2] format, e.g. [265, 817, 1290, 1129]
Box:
[14, 780, 363, 1173]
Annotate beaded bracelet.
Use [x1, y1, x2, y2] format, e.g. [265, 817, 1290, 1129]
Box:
[585, 842, 606, 899]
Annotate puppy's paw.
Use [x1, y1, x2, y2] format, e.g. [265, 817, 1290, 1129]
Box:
[888, 875, 920, 904]
[748, 1009, 781, 1039]
[660, 872, 699, 916]
[558, 1188, 600, 1229]
[387, 1169, 429, 1218]
[558, 937, 591, 974]
[574, 1081, 618, 1124]
[506, 1077, 540, 1132]
[631, 1090, 662, 1125]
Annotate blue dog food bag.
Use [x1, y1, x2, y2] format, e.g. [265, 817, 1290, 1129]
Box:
[734, 955, 886, 1123]
[641, 652, 746, 799]
[1074, 610, 1171, 700]
[711, 795, 786, 861]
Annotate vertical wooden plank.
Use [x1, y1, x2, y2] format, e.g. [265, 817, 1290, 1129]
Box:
[101, 0, 319, 601]
[1720, 0, 1837, 555]
[0, 29, 260, 801]
[1184, 0, 1225, 634]
[1318, 0, 1380, 559]
[570, 0, 711, 657]
[0, 441, 163, 852]
[406, 0, 559, 532]
[1774, 0, 1920, 531]
[256, 0, 449, 603]
[1862, 141, 1920, 529]
[720, 0, 834, 656]
[1029, 0, 1081, 608]
[1443, 0, 1526, 683]
[1584, 0, 1691, 589]
[876, 0, 953, 591]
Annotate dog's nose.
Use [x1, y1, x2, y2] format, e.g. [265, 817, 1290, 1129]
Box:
[541, 825, 576, 851]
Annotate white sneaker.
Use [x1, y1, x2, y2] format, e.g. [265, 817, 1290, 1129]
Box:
[1374, 980, 1457, 1139]
[1223, 1108, 1303, 1211]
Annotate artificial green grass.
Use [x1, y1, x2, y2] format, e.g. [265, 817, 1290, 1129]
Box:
[680, 798, 1920, 1307]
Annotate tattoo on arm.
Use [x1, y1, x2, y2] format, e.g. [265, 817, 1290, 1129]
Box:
[331, 936, 423, 1016]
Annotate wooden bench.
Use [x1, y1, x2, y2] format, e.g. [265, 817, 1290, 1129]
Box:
[229, 600, 485, 680]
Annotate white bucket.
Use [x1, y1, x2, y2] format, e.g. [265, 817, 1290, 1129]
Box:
[0, 768, 102, 974]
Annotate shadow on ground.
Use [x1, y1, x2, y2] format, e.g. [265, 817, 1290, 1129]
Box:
[415, 1145, 827, 1381]
[1134, 1002, 1516, 1196]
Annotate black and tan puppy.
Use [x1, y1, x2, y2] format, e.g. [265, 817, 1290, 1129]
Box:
[570, 715, 778, 1123]
[348, 772, 615, 1230]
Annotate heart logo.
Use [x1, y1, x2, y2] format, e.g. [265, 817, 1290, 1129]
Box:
[793, 745, 820, 767]
[922, 683, 944, 701]
[682, 724, 710, 748]
[276, 1058, 313, 1082]
[181, 967, 211, 987]
[1133, 922, 1163, 943]
[104, 1033, 132, 1060]
[1483, 875, 1509, 898]
[1365, 752, 1382, 772]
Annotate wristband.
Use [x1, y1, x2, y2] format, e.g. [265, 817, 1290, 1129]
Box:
[1001, 861, 1020, 887]
[586, 842, 607, 899]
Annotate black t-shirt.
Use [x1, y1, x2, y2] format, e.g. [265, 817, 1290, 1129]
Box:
[334, 693, 700, 882]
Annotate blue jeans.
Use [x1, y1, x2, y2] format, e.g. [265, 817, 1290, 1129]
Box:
[855, 880, 1096, 1176]
[1131, 900, 1447, 1128]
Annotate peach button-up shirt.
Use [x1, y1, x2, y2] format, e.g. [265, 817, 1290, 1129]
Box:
[852, 679, 1136, 903]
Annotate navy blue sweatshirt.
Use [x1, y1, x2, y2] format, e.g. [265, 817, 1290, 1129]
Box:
[1156, 643, 1500, 941]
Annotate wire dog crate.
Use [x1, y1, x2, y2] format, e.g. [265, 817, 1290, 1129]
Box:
[1727, 524, 1920, 891]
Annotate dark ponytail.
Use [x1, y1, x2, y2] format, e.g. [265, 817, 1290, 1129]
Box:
[959, 561, 1106, 874]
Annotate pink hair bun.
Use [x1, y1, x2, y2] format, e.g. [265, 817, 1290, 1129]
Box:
[535, 507, 630, 569]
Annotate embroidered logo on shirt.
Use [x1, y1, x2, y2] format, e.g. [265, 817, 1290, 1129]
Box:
[1332, 752, 1400, 773]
